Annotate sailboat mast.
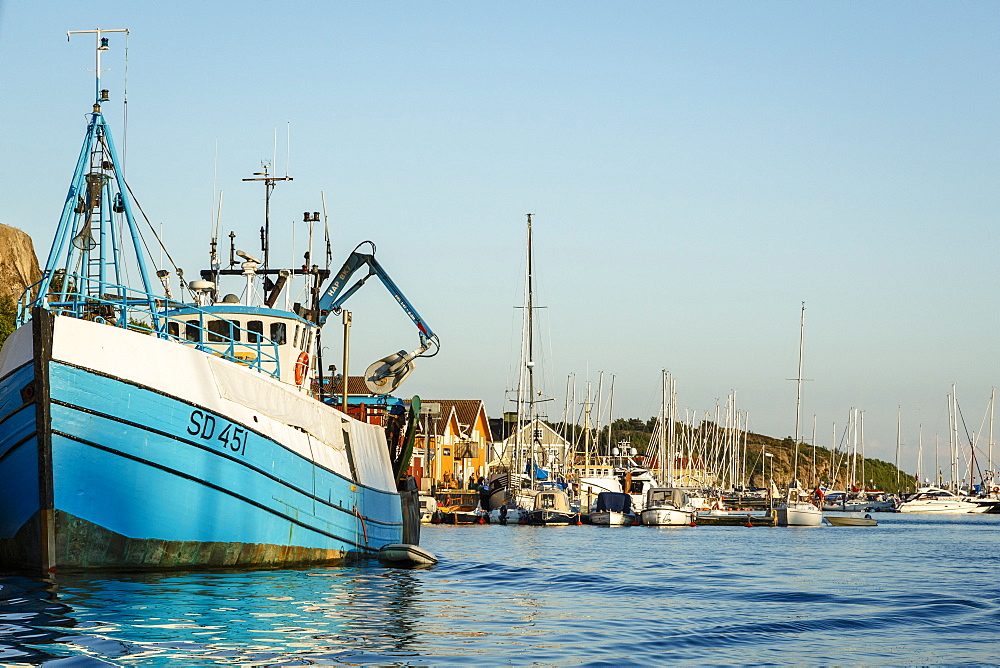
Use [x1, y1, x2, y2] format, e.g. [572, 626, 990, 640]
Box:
[791, 302, 806, 485]
[525, 213, 538, 483]
[896, 406, 902, 489]
[660, 369, 667, 484]
[990, 388, 995, 481]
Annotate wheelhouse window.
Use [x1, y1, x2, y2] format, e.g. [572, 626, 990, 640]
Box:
[270, 322, 287, 345]
[247, 320, 264, 343]
[207, 319, 233, 343]
[185, 320, 200, 342]
[293, 325, 301, 348]
[167, 321, 179, 337]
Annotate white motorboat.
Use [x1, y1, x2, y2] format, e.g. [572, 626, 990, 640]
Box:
[418, 495, 437, 523]
[895, 487, 984, 514]
[490, 503, 529, 524]
[589, 492, 637, 526]
[776, 499, 823, 526]
[640, 488, 694, 526]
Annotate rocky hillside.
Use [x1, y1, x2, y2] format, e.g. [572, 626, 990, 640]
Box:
[0, 223, 42, 301]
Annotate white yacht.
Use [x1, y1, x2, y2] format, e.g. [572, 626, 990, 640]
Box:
[896, 487, 984, 514]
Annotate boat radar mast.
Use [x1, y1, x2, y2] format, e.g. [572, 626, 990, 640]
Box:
[66, 28, 130, 107]
[242, 162, 293, 270]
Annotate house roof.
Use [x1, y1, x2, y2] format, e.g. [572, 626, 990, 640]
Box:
[404, 399, 494, 441]
[329, 375, 372, 395]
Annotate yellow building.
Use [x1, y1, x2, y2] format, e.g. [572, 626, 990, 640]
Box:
[405, 399, 494, 493]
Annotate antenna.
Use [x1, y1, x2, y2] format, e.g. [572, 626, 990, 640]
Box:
[211, 139, 220, 268]
[242, 162, 292, 269]
[67, 28, 129, 106]
[321, 191, 331, 271]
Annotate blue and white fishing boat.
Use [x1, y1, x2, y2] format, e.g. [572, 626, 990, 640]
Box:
[0, 30, 437, 572]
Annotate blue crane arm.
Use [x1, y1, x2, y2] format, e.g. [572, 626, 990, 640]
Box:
[317, 241, 439, 355]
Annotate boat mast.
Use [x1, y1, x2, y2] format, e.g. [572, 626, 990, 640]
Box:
[242, 163, 293, 271]
[525, 214, 538, 486]
[896, 406, 902, 490]
[791, 302, 806, 490]
[917, 424, 924, 488]
[990, 388, 995, 485]
[659, 369, 667, 485]
[34, 29, 159, 322]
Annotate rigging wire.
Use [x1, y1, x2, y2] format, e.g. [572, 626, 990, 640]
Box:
[123, 179, 188, 290]
[122, 31, 129, 171]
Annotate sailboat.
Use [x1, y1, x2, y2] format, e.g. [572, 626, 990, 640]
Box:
[776, 303, 823, 527]
[0, 31, 436, 571]
[490, 215, 575, 525]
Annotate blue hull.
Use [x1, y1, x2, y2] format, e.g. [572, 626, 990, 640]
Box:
[0, 313, 403, 571]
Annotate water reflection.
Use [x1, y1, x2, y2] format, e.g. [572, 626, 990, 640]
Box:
[2, 518, 1000, 664]
[0, 566, 426, 665]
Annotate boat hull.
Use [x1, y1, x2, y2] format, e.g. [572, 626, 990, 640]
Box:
[589, 511, 636, 526]
[525, 510, 578, 525]
[776, 503, 823, 526]
[489, 506, 527, 524]
[377, 543, 438, 567]
[824, 515, 877, 526]
[0, 312, 403, 572]
[896, 501, 981, 514]
[639, 507, 692, 526]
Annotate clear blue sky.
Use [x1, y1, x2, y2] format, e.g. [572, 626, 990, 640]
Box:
[2, 2, 997, 472]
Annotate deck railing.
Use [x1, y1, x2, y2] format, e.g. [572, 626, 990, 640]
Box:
[18, 273, 281, 379]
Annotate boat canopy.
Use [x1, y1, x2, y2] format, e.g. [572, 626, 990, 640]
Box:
[534, 491, 571, 513]
[595, 492, 632, 513]
[646, 487, 688, 508]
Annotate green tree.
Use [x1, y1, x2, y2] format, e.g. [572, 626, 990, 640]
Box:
[0, 295, 16, 347]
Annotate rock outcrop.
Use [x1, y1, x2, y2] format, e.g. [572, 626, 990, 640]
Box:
[0, 223, 42, 302]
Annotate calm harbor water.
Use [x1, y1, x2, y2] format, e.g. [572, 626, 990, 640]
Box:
[1, 514, 998, 666]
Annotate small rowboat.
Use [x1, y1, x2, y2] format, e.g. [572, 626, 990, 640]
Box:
[378, 543, 439, 567]
[824, 515, 877, 526]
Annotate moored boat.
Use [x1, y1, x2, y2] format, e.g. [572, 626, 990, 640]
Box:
[640, 487, 694, 526]
[378, 543, 439, 566]
[418, 495, 437, 523]
[775, 498, 823, 526]
[525, 489, 579, 525]
[0, 31, 437, 572]
[824, 514, 877, 526]
[589, 491, 637, 526]
[775, 304, 822, 528]
[895, 487, 983, 514]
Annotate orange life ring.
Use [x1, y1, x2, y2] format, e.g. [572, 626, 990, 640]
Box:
[294, 352, 309, 385]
